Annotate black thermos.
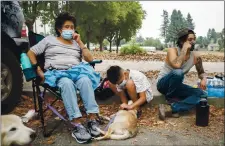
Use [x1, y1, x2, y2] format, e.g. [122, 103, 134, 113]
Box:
[196, 95, 209, 127]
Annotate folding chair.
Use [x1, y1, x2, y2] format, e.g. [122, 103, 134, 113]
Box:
[27, 31, 114, 137]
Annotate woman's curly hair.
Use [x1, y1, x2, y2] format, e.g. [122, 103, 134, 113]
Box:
[54, 12, 76, 37]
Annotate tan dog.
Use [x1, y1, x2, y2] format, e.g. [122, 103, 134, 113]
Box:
[1, 114, 36, 146]
[95, 100, 138, 140]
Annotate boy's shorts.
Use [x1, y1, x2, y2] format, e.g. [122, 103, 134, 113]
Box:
[125, 88, 153, 104]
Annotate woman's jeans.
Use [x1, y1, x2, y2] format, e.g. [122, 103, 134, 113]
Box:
[157, 69, 207, 113]
[57, 76, 99, 120]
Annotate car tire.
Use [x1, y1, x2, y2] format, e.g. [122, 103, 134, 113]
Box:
[1, 48, 23, 114]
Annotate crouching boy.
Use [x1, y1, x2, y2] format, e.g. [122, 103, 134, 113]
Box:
[106, 65, 153, 118]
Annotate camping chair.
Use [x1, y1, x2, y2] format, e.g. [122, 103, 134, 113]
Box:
[27, 31, 114, 137]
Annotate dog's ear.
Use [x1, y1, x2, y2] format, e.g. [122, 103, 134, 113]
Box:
[1, 131, 6, 145]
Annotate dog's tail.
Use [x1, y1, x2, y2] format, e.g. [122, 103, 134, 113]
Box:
[109, 131, 130, 140]
[95, 127, 106, 135]
[95, 124, 114, 140]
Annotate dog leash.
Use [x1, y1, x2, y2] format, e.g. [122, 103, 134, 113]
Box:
[104, 114, 116, 131]
[39, 92, 79, 128]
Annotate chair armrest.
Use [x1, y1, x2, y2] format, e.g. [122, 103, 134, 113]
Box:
[89, 60, 102, 69]
[89, 60, 102, 65]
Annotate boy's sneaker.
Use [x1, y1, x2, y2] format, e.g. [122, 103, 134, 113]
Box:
[158, 104, 166, 120]
[71, 124, 92, 144]
[87, 119, 101, 137]
[137, 109, 142, 119]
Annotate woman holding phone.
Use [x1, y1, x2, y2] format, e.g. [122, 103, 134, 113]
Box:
[156, 28, 207, 120]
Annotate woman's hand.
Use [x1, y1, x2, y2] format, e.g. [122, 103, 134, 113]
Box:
[73, 33, 82, 44]
[36, 67, 45, 84]
[200, 78, 207, 90]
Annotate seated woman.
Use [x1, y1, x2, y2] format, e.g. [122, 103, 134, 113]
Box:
[156, 28, 207, 120]
[27, 12, 101, 144]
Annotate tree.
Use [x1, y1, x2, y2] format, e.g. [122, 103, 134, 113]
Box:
[218, 28, 224, 50]
[203, 37, 210, 48]
[103, 39, 109, 47]
[196, 36, 204, 48]
[143, 37, 163, 50]
[211, 28, 217, 43]
[160, 10, 169, 43]
[207, 29, 212, 41]
[93, 2, 121, 51]
[186, 13, 195, 30]
[114, 2, 145, 53]
[136, 35, 145, 45]
[20, 1, 48, 31]
[166, 9, 186, 45]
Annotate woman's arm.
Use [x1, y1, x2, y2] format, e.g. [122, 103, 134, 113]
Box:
[194, 53, 207, 90]
[167, 42, 191, 69]
[27, 50, 45, 82]
[73, 33, 93, 62]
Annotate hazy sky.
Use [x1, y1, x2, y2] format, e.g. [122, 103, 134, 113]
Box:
[36, 1, 224, 40]
[138, 1, 224, 39]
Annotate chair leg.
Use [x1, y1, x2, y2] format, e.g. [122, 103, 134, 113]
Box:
[37, 87, 50, 137]
[37, 91, 45, 136]
[32, 80, 37, 112]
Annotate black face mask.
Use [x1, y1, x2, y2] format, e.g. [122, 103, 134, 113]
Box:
[190, 43, 195, 51]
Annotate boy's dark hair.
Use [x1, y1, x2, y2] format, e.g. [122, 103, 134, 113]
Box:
[176, 28, 196, 48]
[55, 12, 76, 37]
[107, 66, 122, 84]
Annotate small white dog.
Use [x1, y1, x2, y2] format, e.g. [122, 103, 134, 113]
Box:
[95, 100, 138, 140]
[1, 114, 36, 146]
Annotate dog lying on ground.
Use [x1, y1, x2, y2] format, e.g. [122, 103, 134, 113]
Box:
[1, 114, 36, 146]
[95, 100, 138, 140]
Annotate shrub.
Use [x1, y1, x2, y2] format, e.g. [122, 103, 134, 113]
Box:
[163, 48, 168, 52]
[120, 44, 146, 55]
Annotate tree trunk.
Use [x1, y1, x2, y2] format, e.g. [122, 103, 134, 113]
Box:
[115, 32, 120, 54]
[86, 32, 90, 49]
[98, 36, 104, 52]
[66, 1, 69, 11]
[26, 23, 33, 32]
[116, 38, 120, 54]
[99, 41, 103, 52]
[44, 24, 46, 36]
[87, 39, 90, 50]
[109, 41, 112, 52]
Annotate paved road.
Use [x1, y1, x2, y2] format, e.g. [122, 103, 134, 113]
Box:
[94, 60, 224, 73]
[32, 124, 224, 146]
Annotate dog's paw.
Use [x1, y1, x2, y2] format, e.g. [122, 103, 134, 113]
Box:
[94, 137, 103, 141]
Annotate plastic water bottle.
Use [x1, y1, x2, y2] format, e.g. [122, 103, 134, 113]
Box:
[20, 53, 36, 82]
[21, 53, 32, 69]
[207, 77, 225, 98]
[196, 95, 209, 127]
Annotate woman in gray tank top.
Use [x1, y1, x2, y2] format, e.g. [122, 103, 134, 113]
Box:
[156, 28, 207, 120]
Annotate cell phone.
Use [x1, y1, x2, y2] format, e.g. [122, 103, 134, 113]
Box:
[190, 44, 195, 51]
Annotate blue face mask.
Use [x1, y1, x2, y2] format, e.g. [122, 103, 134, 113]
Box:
[61, 29, 74, 40]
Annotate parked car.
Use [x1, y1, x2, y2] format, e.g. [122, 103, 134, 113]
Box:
[143, 46, 156, 52]
[1, 1, 29, 113]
